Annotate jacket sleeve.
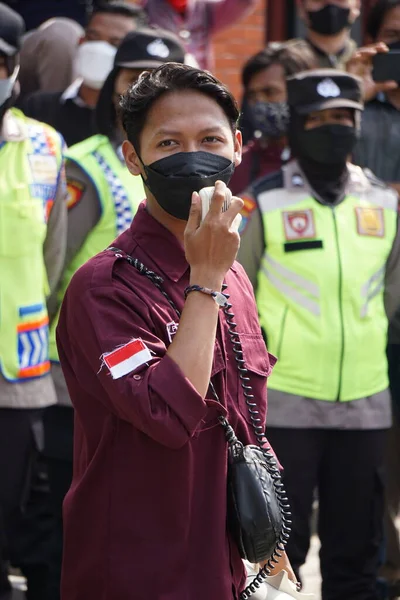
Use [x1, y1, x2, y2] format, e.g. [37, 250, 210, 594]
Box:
[210, 0, 257, 33]
[64, 160, 102, 268]
[47, 161, 102, 322]
[43, 163, 68, 295]
[57, 276, 214, 450]
[236, 190, 265, 290]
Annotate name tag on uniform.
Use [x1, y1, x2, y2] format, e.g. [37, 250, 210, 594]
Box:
[355, 207, 385, 237]
[283, 209, 316, 240]
[28, 154, 58, 185]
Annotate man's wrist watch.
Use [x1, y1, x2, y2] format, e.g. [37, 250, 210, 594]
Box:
[184, 284, 227, 307]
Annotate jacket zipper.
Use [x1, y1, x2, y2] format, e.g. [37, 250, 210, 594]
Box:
[332, 207, 345, 401]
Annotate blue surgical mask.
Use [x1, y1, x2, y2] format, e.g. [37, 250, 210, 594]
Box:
[247, 101, 290, 139]
[0, 65, 19, 108]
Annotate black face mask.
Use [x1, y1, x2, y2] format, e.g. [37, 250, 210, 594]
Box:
[141, 151, 235, 220]
[247, 101, 290, 139]
[295, 124, 358, 165]
[307, 4, 351, 36]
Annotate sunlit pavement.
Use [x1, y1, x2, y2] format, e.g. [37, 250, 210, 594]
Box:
[301, 535, 322, 599]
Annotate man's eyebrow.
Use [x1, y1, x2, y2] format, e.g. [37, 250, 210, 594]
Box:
[154, 126, 227, 138]
[153, 129, 181, 138]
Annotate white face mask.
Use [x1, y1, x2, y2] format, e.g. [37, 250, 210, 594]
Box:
[75, 41, 117, 90]
[0, 65, 19, 107]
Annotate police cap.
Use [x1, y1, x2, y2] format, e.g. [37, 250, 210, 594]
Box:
[0, 2, 24, 56]
[114, 28, 185, 70]
[287, 69, 363, 114]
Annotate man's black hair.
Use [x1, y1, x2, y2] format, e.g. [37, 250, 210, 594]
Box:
[242, 41, 317, 89]
[367, 0, 400, 40]
[88, 1, 148, 27]
[119, 63, 239, 151]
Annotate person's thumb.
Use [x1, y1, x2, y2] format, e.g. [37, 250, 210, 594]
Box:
[185, 192, 201, 235]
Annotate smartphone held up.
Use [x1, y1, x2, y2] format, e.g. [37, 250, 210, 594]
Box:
[372, 50, 400, 83]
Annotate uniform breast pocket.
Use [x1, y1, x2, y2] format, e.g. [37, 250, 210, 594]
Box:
[0, 186, 46, 258]
[237, 333, 276, 429]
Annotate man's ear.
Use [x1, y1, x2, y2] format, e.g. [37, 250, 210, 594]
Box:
[123, 140, 143, 176]
[234, 129, 242, 168]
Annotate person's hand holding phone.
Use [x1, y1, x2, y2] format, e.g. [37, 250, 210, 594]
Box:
[346, 42, 398, 102]
[184, 180, 243, 290]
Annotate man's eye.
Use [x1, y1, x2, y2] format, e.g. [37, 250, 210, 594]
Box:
[159, 140, 177, 147]
[203, 136, 221, 143]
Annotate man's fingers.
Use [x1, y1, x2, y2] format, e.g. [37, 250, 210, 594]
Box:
[207, 180, 228, 218]
[185, 192, 201, 235]
[223, 196, 244, 226]
[376, 80, 398, 92]
[352, 42, 388, 58]
[347, 43, 389, 72]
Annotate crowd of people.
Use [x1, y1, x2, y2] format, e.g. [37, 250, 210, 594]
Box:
[1, 0, 400, 599]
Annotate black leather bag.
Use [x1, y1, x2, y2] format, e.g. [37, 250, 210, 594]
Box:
[228, 442, 287, 565]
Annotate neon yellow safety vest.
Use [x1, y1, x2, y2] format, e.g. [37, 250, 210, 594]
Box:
[49, 134, 144, 362]
[0, 108, 63, 381]
[255, 162, 398, 401]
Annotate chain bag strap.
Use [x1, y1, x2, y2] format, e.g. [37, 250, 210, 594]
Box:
[107, 248, 292, 599]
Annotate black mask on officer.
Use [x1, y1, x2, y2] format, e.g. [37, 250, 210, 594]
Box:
[139, 151, 235, 220]
[290, 116, 359, 166]
[288, 110, 358, 204]
[307, 4, 351, 36]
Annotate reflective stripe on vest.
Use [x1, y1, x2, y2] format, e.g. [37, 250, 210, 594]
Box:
[0, 109, 63, 381]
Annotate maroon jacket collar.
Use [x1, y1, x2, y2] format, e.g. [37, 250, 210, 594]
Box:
[129, 202, 189, 283]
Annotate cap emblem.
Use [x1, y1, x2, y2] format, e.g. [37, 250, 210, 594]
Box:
[317, 78, 341, 98]
[147, 39, 170, 59]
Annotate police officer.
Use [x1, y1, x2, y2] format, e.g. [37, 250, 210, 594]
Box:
[0, 3, 67, 598]
[238, 70, 400, 600]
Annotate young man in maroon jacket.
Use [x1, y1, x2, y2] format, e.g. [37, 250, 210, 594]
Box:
[56, 63, 294, 599]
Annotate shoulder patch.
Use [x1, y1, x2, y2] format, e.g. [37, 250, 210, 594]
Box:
[239, 194, 258, 234]
[66, 178, 85, 210]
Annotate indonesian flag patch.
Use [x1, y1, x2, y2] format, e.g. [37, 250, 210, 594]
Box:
[103, 339, 152, 379]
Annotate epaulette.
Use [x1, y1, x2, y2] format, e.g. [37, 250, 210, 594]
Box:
[251, 169, 284, 199]
[363, 168, 389, 190]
